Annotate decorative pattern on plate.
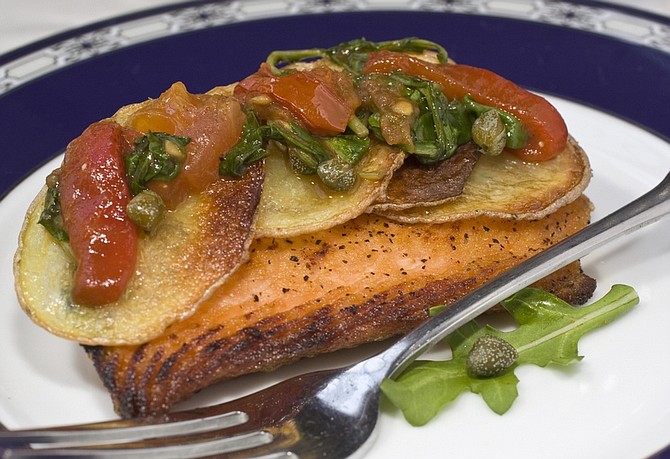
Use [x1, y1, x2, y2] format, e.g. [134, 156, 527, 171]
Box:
[1, 0, 668, 95]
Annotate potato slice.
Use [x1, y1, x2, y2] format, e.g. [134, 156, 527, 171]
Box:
[254, 141, 405, 237]
[14, 163, 264, 345]
[372, 136, 590, 223]
[212, 71, 406, 238]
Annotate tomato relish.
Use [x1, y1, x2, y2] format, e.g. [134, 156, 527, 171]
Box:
[234, 64, 360, 136]
[57, 83, 247, 305]
[363, 51, 567, 161]
[50, 39, 570, 307]
[58, 120, 138, 306]
[127, 82, 247, 210]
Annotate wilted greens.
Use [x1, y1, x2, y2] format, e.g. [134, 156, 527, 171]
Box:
[381, 285, 639, 426]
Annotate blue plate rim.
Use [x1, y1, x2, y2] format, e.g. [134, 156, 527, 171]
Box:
[1, 0, 669, 90]
[1, 0, 669, 198]
[1, 2, 670, 457]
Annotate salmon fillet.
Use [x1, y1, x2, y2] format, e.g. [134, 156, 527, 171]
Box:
[85, 194, 595, 418]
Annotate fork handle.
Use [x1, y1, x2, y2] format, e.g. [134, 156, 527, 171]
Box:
[382, 171, 670, 378]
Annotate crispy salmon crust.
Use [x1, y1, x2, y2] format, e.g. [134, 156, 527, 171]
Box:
[86, 195, 595, 418]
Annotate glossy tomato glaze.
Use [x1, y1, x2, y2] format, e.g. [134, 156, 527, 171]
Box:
[363, 51, 568, 161]
[127, 82, 247, 210]
[235, 64, 360, 136]
[58, 120, 138, 306]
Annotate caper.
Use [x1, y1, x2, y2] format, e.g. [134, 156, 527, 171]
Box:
[317, 157, 356, 191]
[126, 189, 166, 232]
[466, 334, 518, 378]
[472, 109, 507, 156]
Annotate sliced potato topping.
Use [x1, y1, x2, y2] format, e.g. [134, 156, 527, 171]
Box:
[254, 141, 405, 237]
[372, 136, 590, 223]
[14, 164, 264, 345]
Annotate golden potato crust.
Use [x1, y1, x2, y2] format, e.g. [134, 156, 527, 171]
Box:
[372, 136, 590, 222]
[14, 161, 264, 346]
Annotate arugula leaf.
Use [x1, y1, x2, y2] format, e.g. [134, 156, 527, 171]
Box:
[38, 183, 68, 242]
[264, 37, 449, 76]
[324, 135, 370, 165]
[125, 131, 190, 196]
[219, 111, 269, 177]
[265, 120, 331, 169]
[381, 285, 639, 426]
[324, 37, 449, 74]
[360, 73, 473, 164]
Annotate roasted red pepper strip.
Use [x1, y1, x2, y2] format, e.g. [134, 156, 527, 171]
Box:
[59, 120, 138, 306]
[234, 64, 355, 136]
[363, 51, 568, 161]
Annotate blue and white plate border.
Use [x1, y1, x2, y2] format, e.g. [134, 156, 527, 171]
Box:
[1, 0, 669, 96]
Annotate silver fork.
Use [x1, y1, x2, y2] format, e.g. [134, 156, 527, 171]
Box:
[2, 171, 670, 459]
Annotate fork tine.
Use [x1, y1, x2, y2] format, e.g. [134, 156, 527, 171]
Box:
[3, 429, 281, 459]
[0, 411, 247, 447]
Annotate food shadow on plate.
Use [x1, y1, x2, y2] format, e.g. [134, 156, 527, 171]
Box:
[172, 337, 394, 411]
[9, 304, 103, 390]
[173, 309, 517, 414]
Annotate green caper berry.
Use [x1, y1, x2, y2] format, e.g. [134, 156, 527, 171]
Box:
[317, 157, 356, 191]
[466, 334, 518, 378]
[472, 109, 507, 156]
[126, 189, 166, 232]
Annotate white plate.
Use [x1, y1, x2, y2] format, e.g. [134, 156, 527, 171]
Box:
[1, 1, 669, 458]
[2, 95, 669, 459]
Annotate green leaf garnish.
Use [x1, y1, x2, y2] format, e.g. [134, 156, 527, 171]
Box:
[324, 134, 370, 165]
[381, 285, 639, 426]
[265, 120, 331, 169]
[221, 113, 369, 191]
[38, 182, 68, 242]
[360, 73, 473, 163]
[125, 131, 190, 196]
[325, 37, 449, 74]
[219, 111, 270, 177]
[265, 37, 448, 75]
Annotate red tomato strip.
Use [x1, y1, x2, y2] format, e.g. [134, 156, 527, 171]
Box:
[235, 64, 354, 136]
[59, 120, 138, 306]
[363, 51, 568, 161]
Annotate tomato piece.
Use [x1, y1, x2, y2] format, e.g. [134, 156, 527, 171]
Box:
[234, 64, 358, 136]
[59, 120, 138, 306]
[127, 82, 247, 209]
[363, 51, 568, 161]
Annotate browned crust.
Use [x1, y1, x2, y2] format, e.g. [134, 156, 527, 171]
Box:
[14, 161, 265, 345]
[85, 195, 595, 418]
